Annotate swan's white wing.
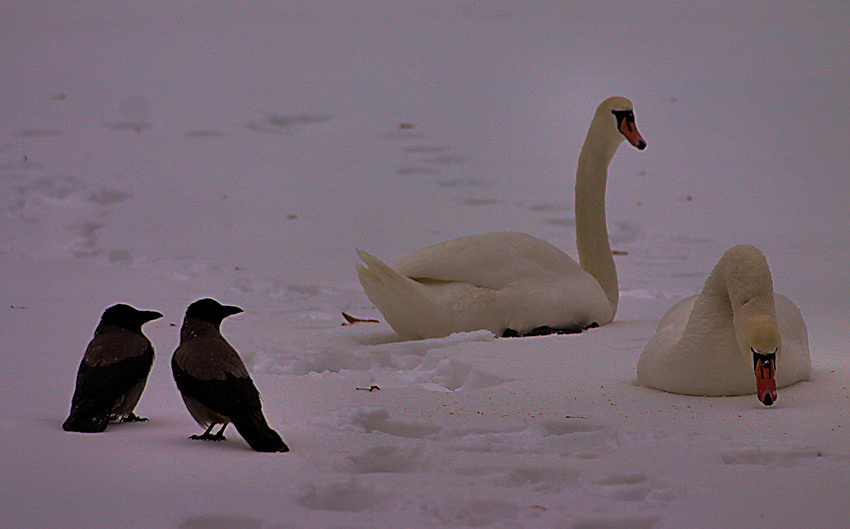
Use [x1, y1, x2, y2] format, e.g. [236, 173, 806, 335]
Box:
[395, 232, 587, 290]
[775, 293, 812, 387]
[638, 292, 751, 396]
[636, 295, 697, 389]
[357, 232, 611, 338]
[357, 249, 503, 338]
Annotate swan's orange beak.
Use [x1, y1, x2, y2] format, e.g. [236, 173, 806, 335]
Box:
[754, 351, 777, 406]
[619, 117, 647, 150]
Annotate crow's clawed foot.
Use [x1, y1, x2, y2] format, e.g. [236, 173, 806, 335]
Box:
[120, 413, 148, 423]
[189, 432, 226, 441]
[189, 424, 228, 442]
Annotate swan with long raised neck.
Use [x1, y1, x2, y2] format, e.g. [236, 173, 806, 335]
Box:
[637, 244, 811, 406]
[357, 97, 646, 339]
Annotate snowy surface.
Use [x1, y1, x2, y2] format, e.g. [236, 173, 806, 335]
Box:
[1, 1, 848, 528]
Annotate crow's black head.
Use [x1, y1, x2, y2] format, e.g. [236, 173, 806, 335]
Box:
[184, 298, 243, 328]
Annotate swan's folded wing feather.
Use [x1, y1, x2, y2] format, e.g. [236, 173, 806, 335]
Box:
[394, 232, 586, 290]
[774, 293, 812, 385]
[357, 249, 481, 338]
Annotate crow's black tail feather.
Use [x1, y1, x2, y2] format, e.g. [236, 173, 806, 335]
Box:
[232, 410, 288, 452]
[62, 403, 109, 433]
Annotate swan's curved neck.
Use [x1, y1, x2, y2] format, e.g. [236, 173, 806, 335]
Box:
[685, 246, 778, 356]
[575, 127, 621, 318]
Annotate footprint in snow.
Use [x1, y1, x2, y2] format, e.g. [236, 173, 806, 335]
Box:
[347, 444, 429, 474]
[298, 478, 389, 513]
[458, 465, 580, 492]
[344, 406, 443, 440]
[456, 197, 500, 207]
[244, 113, 333, 134]
[721, 447, 825, 467]
[539, 420, 618, 458]
[186, 129, 224, 138]
[0, 165, 134, 262]
[106, 95, 153, 132]
[398, 165, 440, 176]
[16, 129, 63, 138]
[387, 126, 473, 194]
[422, 497, 539, 528]
[438, 176, 489, 188]
[441, 420, 616, 458]
[572, 515, 662, 529]
[179, 513, 265, 529]
[592, 472, 674, 503]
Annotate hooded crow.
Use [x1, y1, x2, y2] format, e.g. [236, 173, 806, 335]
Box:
[63, 304, 162, 433]
[172, 298, 288, 452]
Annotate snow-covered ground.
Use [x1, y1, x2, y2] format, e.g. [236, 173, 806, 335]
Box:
[1, 1, 848, 528]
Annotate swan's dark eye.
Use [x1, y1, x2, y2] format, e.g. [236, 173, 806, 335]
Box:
[612, 110, 637, 135]
[751, 347, 777, 369]
[612, 109, 635, 125]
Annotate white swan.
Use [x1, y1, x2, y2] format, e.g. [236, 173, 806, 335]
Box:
[357, 96, 647, 339]
[637, 244, 811, 406]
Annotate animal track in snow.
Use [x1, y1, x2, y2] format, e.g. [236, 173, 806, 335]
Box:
[591, 472, 674, 504]
[721, 447, 824, 467]
[609, 220, 643, 245]
[459, 465, 580, 492]
[244, 113, 333, 134]
[386, 124, 467, 180]
[275, 326, 505, 393]
[422, 153, 465, 166]
[0, 162, 134, 262]
[341, 406, 443, 440]
[106, 95, 153, 132]
[297, 478, 388, 512]
[543, 217, 575, 228]
[421, 497, 537, 528]
[527, 202, 567, 212]
[179, 513, 265, 529]
[412, 354, 511, 392]
[398, 165, 440, 175]
[438, 176, 489, 188]
[16, 129, 63, 138]
[539, 421, 618, 458]
[186, 129, 224, 138]
[456, 197, 500, 207]
[572, 515, 661, 529]
[443, 420, 616, 458]
[381, 127, 426, 142]
[347, 444, 429, 474]
[229, 276, 343, 306]
[403, 145, 449, 154]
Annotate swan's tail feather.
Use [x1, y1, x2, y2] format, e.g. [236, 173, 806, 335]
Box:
[356, 249, 443, 339]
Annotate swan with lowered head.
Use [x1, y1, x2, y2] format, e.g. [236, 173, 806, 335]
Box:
[357, 97, 647, 339]
[637, 244, 811, 406]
